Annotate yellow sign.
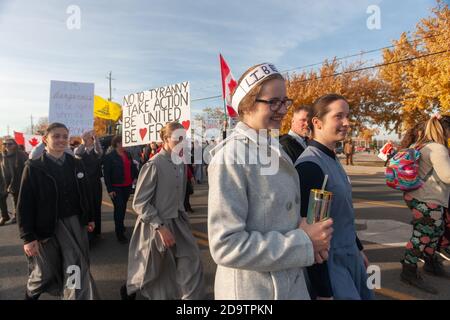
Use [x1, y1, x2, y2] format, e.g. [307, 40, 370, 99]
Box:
[93, 95, 122, 121]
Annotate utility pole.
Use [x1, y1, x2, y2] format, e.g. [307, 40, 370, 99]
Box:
[7, 125, 10, 136]
[106, 71, 115, 102]
[106, 71, 116, 134]
[30, 115, 34, 134]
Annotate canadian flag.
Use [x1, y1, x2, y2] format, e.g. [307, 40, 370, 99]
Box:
[14, 131, 42, 152]
[219, 54, 239, 118]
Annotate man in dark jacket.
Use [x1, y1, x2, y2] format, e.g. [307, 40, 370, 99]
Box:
[17, 122, 98, 300]
[75, 130, 104, 241]
[1, 138, 28, 224]
[279, 105, 311, 163]
[0, 152, 10, 225]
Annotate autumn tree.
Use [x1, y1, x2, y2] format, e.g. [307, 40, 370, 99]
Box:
[33, 117, 49, 135]
[282, 59, 389, 134]
[93, 117, 111, 136]
[380, 0, 450, 130]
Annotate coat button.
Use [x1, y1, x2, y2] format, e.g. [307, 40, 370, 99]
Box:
[286, 202, 292, 211]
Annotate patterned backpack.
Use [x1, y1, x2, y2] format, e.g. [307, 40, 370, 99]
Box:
[385, 145, 432, 191]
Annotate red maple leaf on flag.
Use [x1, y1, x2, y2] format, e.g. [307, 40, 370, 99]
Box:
[220, 54, 239, 118]
[29, 137, 39, 147]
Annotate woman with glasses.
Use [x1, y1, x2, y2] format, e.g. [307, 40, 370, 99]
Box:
[121, 122, 204, 300]
[207, 63, 334, 300]
[16, 122, 99, 300]
[0, 138, 28, 225]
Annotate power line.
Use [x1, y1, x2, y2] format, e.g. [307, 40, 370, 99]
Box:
[281, 31, 442, 74]
[192, 48, 448, 103]
[191, 31, 444, 101]
[295, 49, 448, 83]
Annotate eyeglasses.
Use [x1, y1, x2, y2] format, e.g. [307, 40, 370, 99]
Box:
[255, 98, 293, 112]
[3, 142, 14, 146]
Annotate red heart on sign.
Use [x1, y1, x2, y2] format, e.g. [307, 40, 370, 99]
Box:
[182, 120, 190, 130]
[139, 128, 147, 140]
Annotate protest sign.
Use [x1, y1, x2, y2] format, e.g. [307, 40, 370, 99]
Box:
[122, 81, 190, 146]
[49, 80, 94, 136]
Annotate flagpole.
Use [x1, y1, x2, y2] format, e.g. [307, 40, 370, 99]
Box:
[219, 54, 228, 140]
[222, 97, 228, 140]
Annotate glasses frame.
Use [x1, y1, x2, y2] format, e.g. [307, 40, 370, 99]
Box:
[255, 98, 293, 112]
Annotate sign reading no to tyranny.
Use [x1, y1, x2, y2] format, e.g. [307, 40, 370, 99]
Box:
[122, 81, 191, 146]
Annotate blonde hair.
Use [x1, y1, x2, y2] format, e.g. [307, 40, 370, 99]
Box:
[233, 63, 285, 120]
[416, 117, 447, 146]
[160, 121, 184, 142]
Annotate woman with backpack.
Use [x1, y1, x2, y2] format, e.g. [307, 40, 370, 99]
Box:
[400, 115, 450, 294]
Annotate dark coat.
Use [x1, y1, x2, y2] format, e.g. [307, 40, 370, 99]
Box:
[16, 154, 94, 244]
[103, 149, 139, 193]
[1, 150, 28, 194]
[279, 134, 306, 164]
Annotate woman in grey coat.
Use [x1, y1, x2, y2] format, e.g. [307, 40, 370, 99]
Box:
[208, 63, 334, 300]
[121, 122, 205, 300]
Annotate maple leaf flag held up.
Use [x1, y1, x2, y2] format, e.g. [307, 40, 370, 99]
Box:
[219, 54, 239, 118]
[14, 131, 42, 152]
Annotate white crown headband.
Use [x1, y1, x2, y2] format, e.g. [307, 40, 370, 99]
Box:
[231, 63, 282, 111]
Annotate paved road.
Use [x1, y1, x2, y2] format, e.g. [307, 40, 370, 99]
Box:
[1, 168, 449, 300]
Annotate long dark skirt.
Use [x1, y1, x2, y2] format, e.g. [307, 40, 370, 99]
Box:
[26, 215, 100, 300]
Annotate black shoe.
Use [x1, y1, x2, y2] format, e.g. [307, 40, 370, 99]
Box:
[423, 255, 450, 279]
[10, 217, 16, 224]
[400, 260, 438, 294]
[120, 284, 136, 300]
[24, 291, 40, 300]
[117, 234, 128, 244]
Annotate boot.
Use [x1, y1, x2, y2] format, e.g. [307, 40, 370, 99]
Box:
[0, 216, 10, 226]
[24, 291, 40, 300]
[423, 255, 450, 279]
[117, 233, 128, 244]
[400, 260, 438, 294]
[120, 284, 136, 300]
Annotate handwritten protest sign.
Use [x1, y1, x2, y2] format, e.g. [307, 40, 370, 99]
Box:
[122, 81, 190, 146]
[49, 80, 94, 136]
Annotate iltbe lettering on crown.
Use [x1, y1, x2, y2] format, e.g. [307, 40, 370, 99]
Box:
[231, 63, 281, 110]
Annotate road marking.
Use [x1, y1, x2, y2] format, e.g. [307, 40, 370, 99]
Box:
[356, 219, 410, 247]
[192, 230, 208, 240]
[437, 252, 450, 261]
[374, 287, 419, 300]
[354, 199, 407, 209]
[196, 238, 209, 247]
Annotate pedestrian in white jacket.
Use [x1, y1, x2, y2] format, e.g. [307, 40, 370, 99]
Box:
[208, 63, 334, 300]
